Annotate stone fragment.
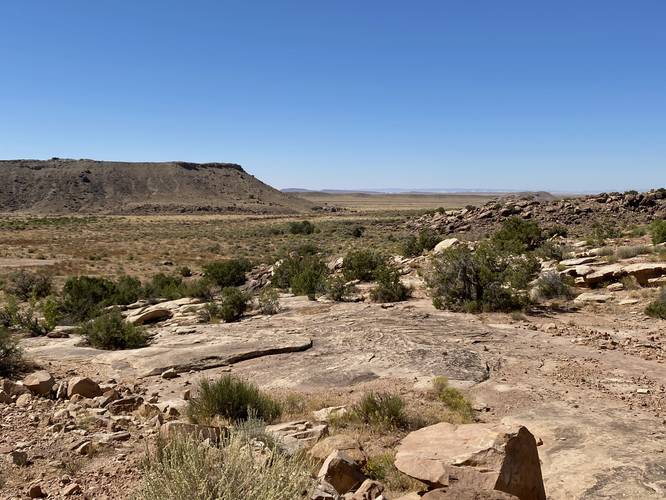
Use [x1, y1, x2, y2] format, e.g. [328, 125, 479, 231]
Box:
[347, 479, 385, 499]
[433, 238, 461, 254]
[266, 420, 328, 453]
[606, 283, 624, 292]
[28, 483, 46, 498]
[107, 396, 144, 415]
[62, 483, 81, 496]
[317, 451, 366, 495]
[395, 422, 545, 500]
[23, 371, 55, 396]
[310, 434, 366, 464]
[67, 377, 102, 399]
[16, 393, 32, 408]
[574, 292, 611, 304]
[0, 390, 11, 404]
[161, 368, 178, 379]
[313, 406, 348, 422]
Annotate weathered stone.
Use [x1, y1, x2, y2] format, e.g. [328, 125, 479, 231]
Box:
[0, 390, 11, 404]
[433, 238, 461, 254]
[347, 479, 384, 500]
[62, 483, 81, 496]
[126, 306, 173, 325]
[266, 420, 328, 453]
[10, 450, 28, 466]
[107, 396, 144, 415]
[0, 378, 28, 396]
[23, 370, 55, 396]
[310, 434, 366, 464]
[16, 393, 32, 408]
[560, 257, 597, 267]
[422, 488, 518, 499]
[67, 377, 102, 399]
[75, 441, 93, 455]
[317, 451, 366, 495]
[623, 262, 666, 285]
[161, 368, 178, 379]
[313, 406, 348, 422]
[159, 421, 222, 444]
[606, 283, 624, 292]
[584, 264, 624, 286]
[28, 483, 46, 498]
[574, 292, 611, 304]
[395, 422, 545, 500]
[312, 480, 341, 500]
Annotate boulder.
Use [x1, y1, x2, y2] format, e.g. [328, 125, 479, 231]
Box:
[310, 434, 366, 464]
[159, 421, 222, 444]
[394, 422, 545, 500]
[266, 420, 328, 453]
[648, 276, 666, 287]
[317, 451, 366, 495]
[584, 264, 624, 286]
[313, 405, 348, 422]
[22, 371, 55, 396]
[606, 283, 624, 292]
[67, 377, 102, 399]
[107, 396, 144, 415]
[126, 306, 173, 325]
[0, 390, 11, 404]
[622, 263, 666, 286]
[574, 292, 611, 304]
[0, 378, 29, 396]
[433, 238, 461, 254]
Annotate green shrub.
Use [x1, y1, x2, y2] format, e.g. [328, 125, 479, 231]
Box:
[650, 220, 666, 245]
[273, 255, 327, 300]
[351, 226, 365, 238]
[491, 217, 544, 253]
[187, 375, 282, 424]
[432, 377, 473, 423]
[182, 278, 215, 301]
[179, 266, 192, 277]
[78, 309, 149, 350]
[4, 270, 52, 301]
[142, 274, 187, 300]
[533, 241, 567, 261]
[363, 452, 420, 492]
[370, 264, 411, 303]
[203, 259, 251, 288]
[0, 296, 19, 328]
[324, 276, 356, 302]
[287, 220, 315, 235]
[0, 328, 25, 378]
[532, 272, 573, 301]
[113, 275, 142, 305]
[61, 276, 118, 321]
[645, 288, 666, 319]
[218, 287, 249, 322]
[137, 430, 312, 500]
[342, 250, 386, 281]
[426, 242, 539, 312]
[353, 392, 407, 429]
[401, 229, 441, 257]
[258, 288, 281, 315]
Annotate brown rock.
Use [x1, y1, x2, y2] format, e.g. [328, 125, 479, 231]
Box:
[62, 483, 81, 496]
[28, 483, 46, 498]
[394, 422, 546, 500]
[16, 393, 32, 408]
[10, 450, 29, 466]
[310, 434, 366, 464]
[0, 389, 11, 404]
[317, 451, 366, 495]
[107, 396, 144, 415]
[347, 479, 384, 499]
[623, 262, 666, 285]
[67, 377, 102, 399]
[266, 420, 328, 453]
[23, 370, 55, 396]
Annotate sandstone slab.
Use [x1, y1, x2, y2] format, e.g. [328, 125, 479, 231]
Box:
[22, 371, 54, 396]
[395, 422, 545, 500]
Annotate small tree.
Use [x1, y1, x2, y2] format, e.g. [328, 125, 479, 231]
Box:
[219, 287, 249, 322]
[492, 217, 544, 253]
[203, 259, 252, 288]
[342, 250, 386, 282]
[370, 264, 410, 303]
[78, 309, 149, 350]
[4, 270, 52, 301]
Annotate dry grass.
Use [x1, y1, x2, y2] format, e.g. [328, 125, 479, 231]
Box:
[299, 192, 495, 212]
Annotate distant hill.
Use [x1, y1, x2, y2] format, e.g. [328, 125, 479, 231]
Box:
[0, 159, 313, 214]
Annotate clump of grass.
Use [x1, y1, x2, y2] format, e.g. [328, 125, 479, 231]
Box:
[650, 220, 666, 245]
[78, 309, 149, 350]
[137, 431, 312, 500]
[363, 452, 423, 494]
[0, 327, 25, 378]
[615, 245, 654, 260]
[187, 375, 282, 425]
[351, 392, 408, 430]
[432, 377, 474, 423]
[3, 270, 52, 301]
[287, 220, 315, 235]
[645, 287, 666, 319]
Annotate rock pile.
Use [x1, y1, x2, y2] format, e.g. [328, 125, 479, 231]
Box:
[410, 189, 666, 236]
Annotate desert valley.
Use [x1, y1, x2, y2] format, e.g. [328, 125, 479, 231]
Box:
[0, 160, 665, 499]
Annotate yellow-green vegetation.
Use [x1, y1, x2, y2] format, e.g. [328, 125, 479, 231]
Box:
[363, 452, 424, 493]
[348, 392, 408, 430]
[651, 220, 666, 245]
[432, 376, 474, 423]
[645, 287, 666, 319]
[138, 431, 313, 500]
[187, 375, 282, 425]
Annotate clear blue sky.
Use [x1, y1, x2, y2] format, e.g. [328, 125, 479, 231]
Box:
[1, 1, 665, 192]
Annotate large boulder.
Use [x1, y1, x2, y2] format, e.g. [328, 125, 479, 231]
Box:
[622, 263, 666, 286]
[67, 377, 102, 398]
[584, 264, 624, 286]
[22, 371, 55, 396]
[394, 422, 545, 500]
[126, 306, 173, 325]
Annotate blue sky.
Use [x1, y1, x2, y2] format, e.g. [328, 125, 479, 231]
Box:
[1, 1, 664, 192]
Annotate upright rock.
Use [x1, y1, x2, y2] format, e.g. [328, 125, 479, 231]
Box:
[67, 377, 102, 399]
[395, 422, 545, 500]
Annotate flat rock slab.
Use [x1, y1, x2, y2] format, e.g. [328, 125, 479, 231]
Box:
[25, 326, 312, 378]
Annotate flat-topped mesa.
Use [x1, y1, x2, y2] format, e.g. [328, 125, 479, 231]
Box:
[0, 158, 313, 214]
